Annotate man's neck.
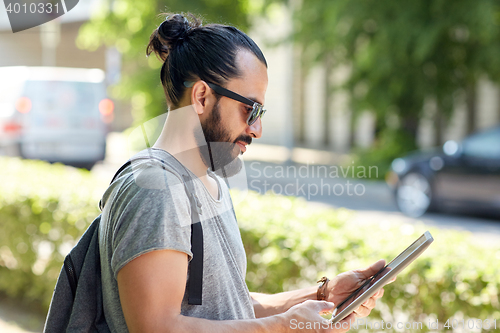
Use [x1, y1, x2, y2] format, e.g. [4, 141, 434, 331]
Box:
[152, 105, 209, 179]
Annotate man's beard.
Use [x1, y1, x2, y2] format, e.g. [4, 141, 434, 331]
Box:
[194, 100, 251, 178]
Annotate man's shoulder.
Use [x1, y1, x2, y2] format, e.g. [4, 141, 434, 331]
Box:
[130, 148, 186, 175]
[101, 149, 191, 210]
[126, 148, 189, 188]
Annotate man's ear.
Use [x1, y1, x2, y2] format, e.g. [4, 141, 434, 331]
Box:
[191, 81, 210, 116]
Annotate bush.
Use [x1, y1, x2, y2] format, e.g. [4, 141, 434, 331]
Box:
[1, 157, 499, 332]
[0, 157, 106, 311]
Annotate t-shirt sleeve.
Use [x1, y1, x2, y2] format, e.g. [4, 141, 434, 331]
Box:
[109, 165, 193, 278]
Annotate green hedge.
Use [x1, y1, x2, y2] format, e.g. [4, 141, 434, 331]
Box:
[0, 157, 105, 311]
[1, 156, 499, 331]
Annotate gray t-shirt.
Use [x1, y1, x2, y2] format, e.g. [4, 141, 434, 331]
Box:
[99, 148, 255, 332]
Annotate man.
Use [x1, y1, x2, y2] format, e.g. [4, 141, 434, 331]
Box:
[98, 13, 386, 332]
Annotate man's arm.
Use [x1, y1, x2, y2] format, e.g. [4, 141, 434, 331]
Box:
[250, 260, 388, 319]
[250, 288, 317, 318]
[117, 249, 348, 333]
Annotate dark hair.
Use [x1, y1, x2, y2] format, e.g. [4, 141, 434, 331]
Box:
[146, 13, 267, 108]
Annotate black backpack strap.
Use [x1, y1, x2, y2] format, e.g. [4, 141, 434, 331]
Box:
[110, 160, 132, 184]
[181, 173, 204, 305]
[98, 160, 132, 211]
[188, 222, 203, 305]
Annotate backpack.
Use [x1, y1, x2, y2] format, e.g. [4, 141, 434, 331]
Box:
[44, 155, 204, 332]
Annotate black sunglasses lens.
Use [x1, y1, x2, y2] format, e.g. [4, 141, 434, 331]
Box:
[247, 106, 257, 125]
[248, 105, 263, 125]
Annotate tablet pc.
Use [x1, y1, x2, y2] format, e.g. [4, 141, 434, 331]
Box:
[330, 231, 434, 324]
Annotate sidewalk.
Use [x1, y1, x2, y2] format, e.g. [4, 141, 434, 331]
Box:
[0, 298, 44, 333]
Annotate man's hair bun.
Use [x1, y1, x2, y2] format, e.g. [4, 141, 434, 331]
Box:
[158, 14, 192, 43]
[147, 13, 201, 61]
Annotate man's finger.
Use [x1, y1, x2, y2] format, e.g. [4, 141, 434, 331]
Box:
[362, 296, 376, 308]
[372, 288, 385, 299]
[356, 259, 386, 279]
[311, 300, 335, 313]
[354, 305, 371, 317]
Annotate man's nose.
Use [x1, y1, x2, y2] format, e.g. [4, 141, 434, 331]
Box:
[247, 116, 262, 139]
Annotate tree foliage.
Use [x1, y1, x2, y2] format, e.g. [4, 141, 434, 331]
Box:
[269, 0, 500, 150]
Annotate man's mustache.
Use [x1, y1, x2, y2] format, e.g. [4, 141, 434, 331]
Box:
[234, 135, 252, 146]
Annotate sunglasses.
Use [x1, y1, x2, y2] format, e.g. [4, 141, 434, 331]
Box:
[184, 81, 266, 126]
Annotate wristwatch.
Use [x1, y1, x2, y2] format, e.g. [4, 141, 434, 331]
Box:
[317, 276, 330, 300]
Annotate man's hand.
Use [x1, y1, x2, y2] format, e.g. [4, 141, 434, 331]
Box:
[281, 300, 355, 333]
[325, 259, 390, 318]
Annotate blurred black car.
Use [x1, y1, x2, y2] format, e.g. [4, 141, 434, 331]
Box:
[386, 126, 500, 218]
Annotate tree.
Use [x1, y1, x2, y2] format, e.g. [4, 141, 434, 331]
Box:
[267, 0, 500, 151]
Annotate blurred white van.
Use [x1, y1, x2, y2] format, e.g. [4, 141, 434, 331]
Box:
[0, 66, 112, 169]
